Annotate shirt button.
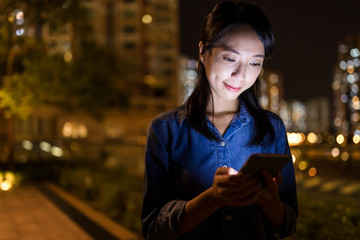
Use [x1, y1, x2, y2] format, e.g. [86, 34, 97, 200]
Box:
[274, 233, 280, 238]
[226, 215, 232, 221]
[222, 165, 228, 168]
[220, 141, 225, 146]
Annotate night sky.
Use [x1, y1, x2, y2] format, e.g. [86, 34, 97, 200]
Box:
[179, 0, 360, 102]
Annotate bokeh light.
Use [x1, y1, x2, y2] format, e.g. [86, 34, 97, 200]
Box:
[331, 147, 340, 157]
[298, 161, 308, 171]
[142, 14, 152, 24]
[336, 134, 345, 145]
[308, 167, 317, 177]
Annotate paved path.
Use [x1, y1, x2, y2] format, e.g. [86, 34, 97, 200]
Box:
[0, 184, 142, 240]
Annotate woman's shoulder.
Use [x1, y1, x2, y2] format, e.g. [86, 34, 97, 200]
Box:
[151, 104, 186, 126]
[264, 110, 285, 128]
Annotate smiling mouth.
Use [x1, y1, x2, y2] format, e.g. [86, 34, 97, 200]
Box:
[224, 82, 241, 92]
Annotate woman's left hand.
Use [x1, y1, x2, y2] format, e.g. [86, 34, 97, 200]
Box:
[257, 169, 285, 228]
[257, 169, 282, 204]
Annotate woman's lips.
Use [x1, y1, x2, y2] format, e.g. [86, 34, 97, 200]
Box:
[224, 82, 241, 92]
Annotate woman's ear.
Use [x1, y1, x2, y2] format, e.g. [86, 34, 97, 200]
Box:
[199, 41, 206, 64]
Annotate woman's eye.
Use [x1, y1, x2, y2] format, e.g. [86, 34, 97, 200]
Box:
[223, 57, 235, 62]
[250, 62, 262, 67]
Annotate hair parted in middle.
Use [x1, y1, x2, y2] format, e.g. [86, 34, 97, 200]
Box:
[185, 0, 275, 145]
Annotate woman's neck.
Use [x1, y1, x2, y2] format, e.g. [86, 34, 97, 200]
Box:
[206, 98, 239, 136]
[206, 97, 239, 116]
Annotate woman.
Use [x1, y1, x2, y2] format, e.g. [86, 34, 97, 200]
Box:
[141, 1, 298, 239]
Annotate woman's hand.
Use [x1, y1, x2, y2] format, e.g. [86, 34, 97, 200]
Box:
[257, 169, 282, 204]
[257, 169, 285, 227]
[210, 167, 261, 207]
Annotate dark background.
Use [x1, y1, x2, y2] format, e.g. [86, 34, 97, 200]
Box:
[179, 0, 360, 102]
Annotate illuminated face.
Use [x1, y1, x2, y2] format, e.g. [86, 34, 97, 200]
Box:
[200, 26, 265, 104]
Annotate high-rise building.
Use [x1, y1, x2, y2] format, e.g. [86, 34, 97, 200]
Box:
[1, 0, 180, 164]
[178, 56, 197, 103]
[305, 97, 330, 134]
[259, 70, 284, 115]
[332, 34, 360, 143]
[82, 0, 179, 113]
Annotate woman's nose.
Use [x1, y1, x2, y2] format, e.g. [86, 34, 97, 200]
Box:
[231, 63, 246, 79]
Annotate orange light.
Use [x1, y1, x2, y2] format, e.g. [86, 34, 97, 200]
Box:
[308, 167, 317, 177]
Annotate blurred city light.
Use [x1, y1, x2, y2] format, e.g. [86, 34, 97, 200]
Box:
[40, 141, 51, 152]
[298, 161, 308, 171]
[350, 48, 360, 57]
[142, 14, 152, 24]
[287, 132, 305, 146]
[51, 146, 64, 157]
[307, 132, 318, 144]
[40, 141, 52, 152]
[70, 141, 80, 152]
[64, 51, 72, 62]
[16, 28, 25, 36]
[1, 181, 12, 191]
[341, 152, 349, 161]
[347, 64, 355, 74]
[353, 134, 360, 144]
[336, 134, 345, 145]
[308, 167, 317, 177]
[0, 171, 17, 191]
[62, 121, 88, 138]
[331, 147, 340, 157]
[22, 140, 33, 150]
[340, 60, 347, 70]
[137, 135, 147, 145]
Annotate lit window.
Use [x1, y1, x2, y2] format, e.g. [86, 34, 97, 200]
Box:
[62, 121, 88, 139]
[142, 14, 152, 24]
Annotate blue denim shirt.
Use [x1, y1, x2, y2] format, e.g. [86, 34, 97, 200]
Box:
[142, 104, 298, 240]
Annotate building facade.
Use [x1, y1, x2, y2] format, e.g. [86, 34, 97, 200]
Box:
[332, 34, 360, 143]
[1, 0, 180, 171]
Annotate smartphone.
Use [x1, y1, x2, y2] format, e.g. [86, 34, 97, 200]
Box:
[239, 153, 291, 180]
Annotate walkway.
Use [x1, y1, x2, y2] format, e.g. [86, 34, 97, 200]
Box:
[0, 183, 142, 240]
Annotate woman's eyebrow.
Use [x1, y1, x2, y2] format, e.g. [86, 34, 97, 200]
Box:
[218, 45, 265, 58]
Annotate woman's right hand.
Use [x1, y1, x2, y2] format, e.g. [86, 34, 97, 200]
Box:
[211, 167, 261, 207]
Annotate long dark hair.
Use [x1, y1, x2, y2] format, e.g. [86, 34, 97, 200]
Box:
[185, 1, 275, 145]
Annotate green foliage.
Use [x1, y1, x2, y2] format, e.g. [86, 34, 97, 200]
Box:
[287, 190, 360, 240]
[57, 162, 143, 234]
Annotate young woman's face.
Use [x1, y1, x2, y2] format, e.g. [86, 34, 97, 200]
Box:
[200, 26, 265, 104]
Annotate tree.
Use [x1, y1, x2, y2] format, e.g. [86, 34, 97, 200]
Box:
[0, 0, 130, 166]
[0, 0, 130, 119]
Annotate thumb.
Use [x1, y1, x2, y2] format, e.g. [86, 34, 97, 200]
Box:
[215, 167, 238, 175]
[215, 167, 235, 175]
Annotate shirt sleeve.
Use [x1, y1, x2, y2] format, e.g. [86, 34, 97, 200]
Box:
[141, 120, 185, 240]
[265, 117, 298, 239]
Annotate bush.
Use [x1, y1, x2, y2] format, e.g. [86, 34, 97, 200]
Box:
[287, 189, 360, 240]
[57, 162, 143, 234]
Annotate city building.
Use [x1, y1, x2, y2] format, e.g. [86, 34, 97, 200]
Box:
[1, 0, 180, 171]
[178, 56, 197, 103]
[305, 97, 330, 134]
[332, 34, 360, 143]
[259, 70, 284, 116]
